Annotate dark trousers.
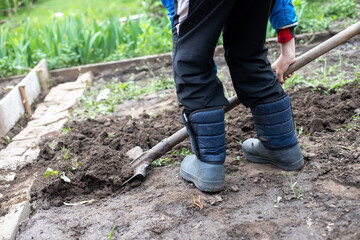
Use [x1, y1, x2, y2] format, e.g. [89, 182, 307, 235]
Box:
[172, 0, 286, 112]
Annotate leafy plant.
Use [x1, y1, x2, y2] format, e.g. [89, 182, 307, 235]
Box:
[48, 140, 57, 150]
[45, 167, 59, 178]
[151, 157, 171, 167]
[180, 147, 191, 156]
[61, 147, 71, 161]
[107, 132, 115, 138]
[61, 127, 71, 135]
[281, 171, 303, 199]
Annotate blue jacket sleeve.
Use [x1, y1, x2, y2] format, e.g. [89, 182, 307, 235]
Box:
[161, 0, 175, 28]
[270, 0, 298, 31]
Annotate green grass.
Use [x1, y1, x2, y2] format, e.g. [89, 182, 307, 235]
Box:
[293, 0, 358, 34]
[1, 0, 143, 23]
[0, 0, 358, 77]
[0, 15, 172, 77]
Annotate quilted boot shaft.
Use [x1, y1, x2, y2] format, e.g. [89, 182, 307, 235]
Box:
[181, 107, 226, 163]
[251, 95, 297, 150]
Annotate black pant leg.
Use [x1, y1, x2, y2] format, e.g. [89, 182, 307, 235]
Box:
[223, 0, 286, 108]
[172, 0, 235, 112]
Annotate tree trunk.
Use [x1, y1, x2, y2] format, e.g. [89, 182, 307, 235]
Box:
[13, 0, 17, 15]
[6, 0, 11, 17]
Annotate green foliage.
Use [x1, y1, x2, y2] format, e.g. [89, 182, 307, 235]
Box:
[61, 146, 70, 161]
[284, 52, 360, 91]
[281, 171, 303, 199]
[0, 0, 357, 77]
[109, 225, 116, 240]
[0, 0, 37, 17]
[180, 147, 191, 156]
[45, 167, 59, 178]
[0, 15, 172, 77]
[293, 0, 358, 34]
[107, 132, 115, 138]
[151, 157, 171, 167]
[61, 126, 71, 135]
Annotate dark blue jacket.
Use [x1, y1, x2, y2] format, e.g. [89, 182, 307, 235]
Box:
[161, 0, 298, 30]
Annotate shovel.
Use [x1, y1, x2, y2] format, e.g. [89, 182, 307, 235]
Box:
[122, 21, 360, 185]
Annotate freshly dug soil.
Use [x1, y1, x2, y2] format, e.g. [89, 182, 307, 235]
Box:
[30, 107, 184, 206]
[21, 82, 360, 240]
[29, 82, 360, 207]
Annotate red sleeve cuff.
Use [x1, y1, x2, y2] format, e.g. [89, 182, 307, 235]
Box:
[278, 28, 294, 43]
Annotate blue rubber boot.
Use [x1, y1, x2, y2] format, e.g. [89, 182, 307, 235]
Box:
[180, 107, 226, 192]
[242, 95, 304, 171]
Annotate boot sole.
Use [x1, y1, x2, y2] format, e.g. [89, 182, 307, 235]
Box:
[243, 152, 304, 171]
[180, 168, 224, 192]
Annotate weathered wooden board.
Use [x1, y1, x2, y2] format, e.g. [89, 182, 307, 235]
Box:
[0, 59, 48, 137]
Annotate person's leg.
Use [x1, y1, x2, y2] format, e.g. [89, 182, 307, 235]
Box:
[172, 0, 235, 192]
[223, 0, 303, 170]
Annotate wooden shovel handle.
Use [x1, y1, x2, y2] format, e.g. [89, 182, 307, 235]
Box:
[285, 21, 360, 76]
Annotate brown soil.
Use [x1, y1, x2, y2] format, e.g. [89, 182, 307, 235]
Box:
[15, 34, 360, 239]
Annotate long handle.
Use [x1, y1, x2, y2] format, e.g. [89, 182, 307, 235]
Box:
[285, 21, 360, 76]
[166, 21, 360, 148]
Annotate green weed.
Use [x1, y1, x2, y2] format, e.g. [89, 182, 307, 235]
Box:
[284, 53, 359, 92]
[48, 140, 57, 150]
[151, 157, 171, 167]
[109, 224, 116, 240]
[107, 132, 115, 138]
[0, 15, 172, 77]
[45, 167, 59, 178]
[61, 127, 71, 135]
[293, 0, 358, 34]
[61, 147, 71, 161]
[180, 147, 191, 156]
[281, 171, 303, 199]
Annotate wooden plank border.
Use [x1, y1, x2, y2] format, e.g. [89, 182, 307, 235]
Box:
[0, 59, 48, 137]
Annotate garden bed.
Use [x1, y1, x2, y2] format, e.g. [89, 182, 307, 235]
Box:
[10, 34, 360, 239]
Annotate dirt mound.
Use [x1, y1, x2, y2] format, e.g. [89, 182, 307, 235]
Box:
[30, 106, 185, 207]
[29, 83, 360, 209]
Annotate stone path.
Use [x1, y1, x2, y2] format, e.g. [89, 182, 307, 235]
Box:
[0, 72, 93, 240]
